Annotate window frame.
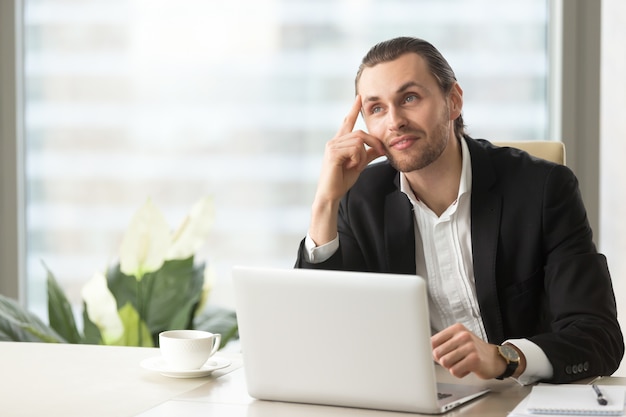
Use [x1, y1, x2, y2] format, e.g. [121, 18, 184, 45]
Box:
[550, 0, 601, 243]
[0, 0, 26, 301]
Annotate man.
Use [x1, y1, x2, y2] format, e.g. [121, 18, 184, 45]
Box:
[295, 36, 623, 384]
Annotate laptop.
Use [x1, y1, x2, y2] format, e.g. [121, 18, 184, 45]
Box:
[232, 266, 490, 414]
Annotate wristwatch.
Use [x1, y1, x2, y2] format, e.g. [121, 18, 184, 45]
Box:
[496, 344, 520, 380]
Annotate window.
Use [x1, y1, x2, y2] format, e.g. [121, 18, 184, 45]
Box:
[21, 0, 549, 315]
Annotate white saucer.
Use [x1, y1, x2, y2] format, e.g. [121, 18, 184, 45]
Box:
[140, 355, 231, 378]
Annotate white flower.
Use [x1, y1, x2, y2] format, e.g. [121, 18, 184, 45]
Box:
[119, 199, 171, 279]
[166, 196, 214, 260]
[82, 272, 124, 344]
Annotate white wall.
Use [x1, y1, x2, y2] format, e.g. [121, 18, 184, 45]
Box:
[600, 0, 626, 377]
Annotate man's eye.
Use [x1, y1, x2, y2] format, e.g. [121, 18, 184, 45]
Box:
[371, 106, 383, 114]
[405, 94, 418, 103]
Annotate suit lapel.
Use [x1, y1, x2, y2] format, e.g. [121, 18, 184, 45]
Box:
[384, 176, 416, 275]
[467, 138, 505, 343]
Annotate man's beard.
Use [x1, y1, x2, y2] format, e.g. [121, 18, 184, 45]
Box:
[386, 122, 450, 173]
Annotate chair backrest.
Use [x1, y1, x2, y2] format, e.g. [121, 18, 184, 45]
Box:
[493, 141, 566, 165]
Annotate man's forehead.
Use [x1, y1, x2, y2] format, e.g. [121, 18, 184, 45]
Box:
[358, 54, 436, 99]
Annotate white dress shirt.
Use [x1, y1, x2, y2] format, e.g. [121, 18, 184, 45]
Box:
[400, 139, 484, 340]
[304, 137, 553, 384]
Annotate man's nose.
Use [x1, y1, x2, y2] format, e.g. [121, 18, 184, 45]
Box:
[388, 106, 407, 131]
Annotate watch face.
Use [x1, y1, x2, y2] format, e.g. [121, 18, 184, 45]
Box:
[499, 345, 520, 362]
[496, 344, 520, 380]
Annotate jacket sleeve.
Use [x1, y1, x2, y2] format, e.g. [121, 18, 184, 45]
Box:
[294, 199, 367, 271]
[527, 165, 624, 382]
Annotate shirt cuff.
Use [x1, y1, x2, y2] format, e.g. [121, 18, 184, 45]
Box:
[304, 233, 339, 264]
[505, 338, 554, 385]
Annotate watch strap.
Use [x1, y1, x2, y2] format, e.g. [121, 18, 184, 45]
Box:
[496, 360, 517, 380]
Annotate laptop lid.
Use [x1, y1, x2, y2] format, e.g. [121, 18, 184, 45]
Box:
[232, 266, 489, 414]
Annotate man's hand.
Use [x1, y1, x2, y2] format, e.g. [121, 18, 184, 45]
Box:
[316, 95, 385, 204]
[308, 96, 385, 246]
[431, 323, 517, 380]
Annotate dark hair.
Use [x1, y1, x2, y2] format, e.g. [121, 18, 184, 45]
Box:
[355, 37, 465, 138]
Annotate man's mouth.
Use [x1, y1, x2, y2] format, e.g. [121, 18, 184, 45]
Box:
[389, 135, 418, 150]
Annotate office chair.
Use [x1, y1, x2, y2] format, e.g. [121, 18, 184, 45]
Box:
[493, 141, 566, 165]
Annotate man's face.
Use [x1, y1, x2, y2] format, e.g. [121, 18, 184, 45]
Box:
[357, 53, 460, 173]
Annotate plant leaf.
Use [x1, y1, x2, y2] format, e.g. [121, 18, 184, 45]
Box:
[105, 263, 137, 311]
[107, 258, 204, 345]
[194, 265, 215, 316]
[0, 293, 65, 343]
[193, 305, 238, 349]
[143, 258, 205, 331]
[113, 302, 153, 347]
[81, 303, 102, 344]
[44, 263, 82, 343]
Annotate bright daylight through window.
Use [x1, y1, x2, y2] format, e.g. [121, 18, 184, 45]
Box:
[22, 0, 548, 317]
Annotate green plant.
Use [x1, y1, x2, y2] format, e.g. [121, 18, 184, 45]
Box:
[0, 197, 237, 348]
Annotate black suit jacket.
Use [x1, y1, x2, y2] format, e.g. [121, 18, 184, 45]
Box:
[296, 136, 624, 383]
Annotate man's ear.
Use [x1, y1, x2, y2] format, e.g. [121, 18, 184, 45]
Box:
[449, 82, 463, 120]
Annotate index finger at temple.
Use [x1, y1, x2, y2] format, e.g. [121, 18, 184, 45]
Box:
[336, 95, 363, 137]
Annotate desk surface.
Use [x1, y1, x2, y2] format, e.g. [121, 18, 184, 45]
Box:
[1, 342, 622, 417]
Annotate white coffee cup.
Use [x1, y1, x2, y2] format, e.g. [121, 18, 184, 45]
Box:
[159, 330, 221, 370]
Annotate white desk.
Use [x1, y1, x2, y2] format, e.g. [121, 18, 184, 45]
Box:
[1, 342, 622, 417]
[0, 342, 241, 417]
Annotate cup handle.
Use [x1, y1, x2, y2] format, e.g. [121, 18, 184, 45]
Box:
[211, 334, 221, 356]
